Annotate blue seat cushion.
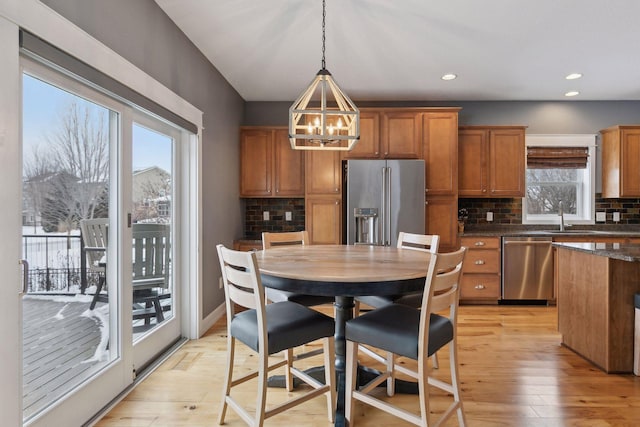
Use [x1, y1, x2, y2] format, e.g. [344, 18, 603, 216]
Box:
[346, 304, 453, 360]
[266, 288, 335, 306]
[357, 291, 423, 309]
[230, 301, 335, 355]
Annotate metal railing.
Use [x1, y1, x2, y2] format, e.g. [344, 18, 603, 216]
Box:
[21, 234, 99, 293]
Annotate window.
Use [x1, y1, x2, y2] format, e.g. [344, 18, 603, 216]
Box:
[522, 135, 596, 225]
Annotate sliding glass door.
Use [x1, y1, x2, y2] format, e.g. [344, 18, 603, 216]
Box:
[19, 56, 183, 426]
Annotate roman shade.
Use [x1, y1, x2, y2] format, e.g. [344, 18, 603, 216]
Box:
[527, 146, 589, 169]
[19, 30, 197, 135]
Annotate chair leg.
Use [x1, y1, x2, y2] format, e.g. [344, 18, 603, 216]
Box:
[386, 351, 395, 396]
[417, 357, 431, 427]
[345, 340, 359, 425]
[353, 300, 361, 317]
[323, 337, 336, 422]
[218, 336, 235, 425]
[450, 339, 467, 426]
[432, 352, 439, 369]
[89, 276, 105, 310]
[284, 348, 294, 392]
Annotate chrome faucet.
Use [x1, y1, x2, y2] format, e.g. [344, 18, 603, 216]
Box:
[559, 200, 566, 231]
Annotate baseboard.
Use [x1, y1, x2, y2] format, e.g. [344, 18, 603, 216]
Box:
[199, 302, 225, 337]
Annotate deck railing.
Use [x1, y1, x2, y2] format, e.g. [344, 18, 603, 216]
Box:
[21, 234, 99, 293]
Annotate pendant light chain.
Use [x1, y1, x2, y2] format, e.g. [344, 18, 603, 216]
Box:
[321, 0, 326, 70]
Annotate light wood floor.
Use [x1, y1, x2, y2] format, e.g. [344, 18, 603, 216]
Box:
[97, 305, 640, 426]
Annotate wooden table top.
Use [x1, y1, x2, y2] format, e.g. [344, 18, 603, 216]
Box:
[255, 244, 431, 283]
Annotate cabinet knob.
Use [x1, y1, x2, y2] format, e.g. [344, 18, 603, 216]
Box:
[474, 284, 486, 290]
[482, 189, 487, 193]
[425, 188, 429, 193]
[425, 201, 428, 205]
[474, 260, 485, 265]
[375, 152, 379, 155]
[474, 241, 486, 246]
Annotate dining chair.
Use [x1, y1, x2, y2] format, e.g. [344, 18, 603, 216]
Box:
[344, 246, 467, 427]
[216, 244, 336, 426]
[355, 232, 441, 382]
[261, 231, 334, 307]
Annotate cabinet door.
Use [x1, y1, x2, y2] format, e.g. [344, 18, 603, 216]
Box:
[458, 129, 487, 197]
[306, 197, 342, 244]
[381, 111, 421, 159]
[620, 128, 640, 197]
[305, 150, 342, 195]
[423, 112, 458, 196]
[240, 129, 273, 196]
[489, 129, 525, 197]
[273, 129, 304, 196]
[344, 111, 380, 159]
[425, 195, 458, 252]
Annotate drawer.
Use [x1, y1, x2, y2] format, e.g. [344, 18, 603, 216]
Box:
[460, 274, 501, 299]
[463, 250, 500, 274]
[460, 236, 500, 250]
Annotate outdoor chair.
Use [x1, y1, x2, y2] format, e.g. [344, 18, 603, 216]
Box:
[79, 218, 109, 310]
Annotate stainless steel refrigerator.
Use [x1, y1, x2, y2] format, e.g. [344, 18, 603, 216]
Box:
[344, 159, 425, 246]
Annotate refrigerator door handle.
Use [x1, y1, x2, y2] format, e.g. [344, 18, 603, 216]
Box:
[380, 166, 386, 246]
[385, 166, 392, 246]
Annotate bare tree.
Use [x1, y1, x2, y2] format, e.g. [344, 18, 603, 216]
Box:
[23, 100, 109, 233]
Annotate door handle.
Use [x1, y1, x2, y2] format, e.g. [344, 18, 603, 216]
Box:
[19, 259, 29, 295]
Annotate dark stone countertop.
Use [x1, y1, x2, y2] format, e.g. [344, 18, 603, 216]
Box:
[552, 242, 640, 262]
[460, 225, 640, 238]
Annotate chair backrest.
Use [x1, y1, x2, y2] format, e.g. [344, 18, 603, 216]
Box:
[217, 244, 267, 332]
[262, 230, 310, 249]
[132, 223, 171, 290]
[418, 247, 467, 359]
[397, 232, 439, 254]
[80, 218, 109, 266]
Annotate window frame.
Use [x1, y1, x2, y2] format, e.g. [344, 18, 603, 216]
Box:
[522, 134, 596, 225]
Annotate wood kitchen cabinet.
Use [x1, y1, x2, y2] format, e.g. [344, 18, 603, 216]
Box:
[458, 126, 526, 198]
[305, 150, 343, 244]
[459, 236, 501, 303]
[600, 125, 640, 198]
[240, 127, 304, 197]
[344, 109, 421, 159]
[306, 196, 342, 245]
[422, 110, 460, 252]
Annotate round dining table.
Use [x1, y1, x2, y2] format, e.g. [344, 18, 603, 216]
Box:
[255, 244, 431, 427]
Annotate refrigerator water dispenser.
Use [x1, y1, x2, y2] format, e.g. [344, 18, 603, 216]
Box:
[354, 208, 378, 245]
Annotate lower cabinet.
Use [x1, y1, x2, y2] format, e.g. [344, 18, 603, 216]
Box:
[459, 236, 501, 303]
[306, 197, 342, 245]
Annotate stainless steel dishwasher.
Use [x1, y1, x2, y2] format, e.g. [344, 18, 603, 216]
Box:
[502, 236, 554, 301]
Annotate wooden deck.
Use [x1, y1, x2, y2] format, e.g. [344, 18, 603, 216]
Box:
[22, 296, 107, 420]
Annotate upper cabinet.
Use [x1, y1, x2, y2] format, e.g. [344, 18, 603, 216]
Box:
[422, 110, 460, 252]
[344, 109, 421, 159]
[458, 126, 526, 198]
[240, 127, 304, 197]
[600, 125, 640, 198]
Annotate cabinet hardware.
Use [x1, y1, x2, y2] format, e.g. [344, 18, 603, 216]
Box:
[474, 284, 485, 290]
[474, 241, 486, 246]
[474, 260, 485, 265]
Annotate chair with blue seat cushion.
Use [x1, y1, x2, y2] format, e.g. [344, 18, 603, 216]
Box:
[345, 246, 467, 427]
[262, 231, 335, 307]
[216, 244, 336, 426]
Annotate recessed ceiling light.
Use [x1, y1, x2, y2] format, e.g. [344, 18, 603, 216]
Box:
[441, 73, 457, 81]
[566, 73, 583, 80]
[565, 91, 580, 97]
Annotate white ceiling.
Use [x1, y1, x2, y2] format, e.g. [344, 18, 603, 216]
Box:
[154, 0, 640, 102]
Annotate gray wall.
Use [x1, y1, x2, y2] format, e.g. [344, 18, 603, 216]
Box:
[245, 100, 640, 134]
[43, 0, 244, 318]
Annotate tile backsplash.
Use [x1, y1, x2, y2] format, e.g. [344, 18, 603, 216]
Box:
[243, 198, 305, 239]
[459, 195, 640, 225]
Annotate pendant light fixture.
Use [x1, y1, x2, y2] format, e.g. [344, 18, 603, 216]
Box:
[289, 0, 360, 151]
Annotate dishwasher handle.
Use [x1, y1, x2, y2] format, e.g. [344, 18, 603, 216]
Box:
[503, 240, 553, 246]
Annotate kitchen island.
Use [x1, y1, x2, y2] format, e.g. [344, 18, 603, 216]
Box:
[554, 242, 640, 373]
